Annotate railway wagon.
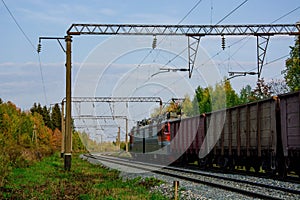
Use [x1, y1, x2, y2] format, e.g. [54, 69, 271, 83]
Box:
[129, 118, 171, 162]
[129, 91, 300, 176]
[279, 91, 300, 175]
[129, 124, 159, 153]
[169, 115, 205, 164]
[200, 97, 280, 173]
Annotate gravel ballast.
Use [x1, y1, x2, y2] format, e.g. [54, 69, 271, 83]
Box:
[81, 154, 300, 199]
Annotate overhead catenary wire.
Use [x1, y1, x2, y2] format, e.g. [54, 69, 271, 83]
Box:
[117, 0, 251, 116]
[141, 1, 298, 99]
[1, 0, 36, 52]
[114, 3, 297, 121]
[215, 0, 248, 25]
[200, 4, 300, 79]
[227, 5, 300, 77]
[271, 6, 300, 24]
[116, 0, 205, 93]
[38, 54, 48, 105]
[177, 0, 204, 25]
[158, 0, 249, 74]
[141, 0, 204, 65]
[1, 0, 48, 105]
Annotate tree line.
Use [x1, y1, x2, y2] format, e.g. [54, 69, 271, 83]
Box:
[0, 101, 86, 187]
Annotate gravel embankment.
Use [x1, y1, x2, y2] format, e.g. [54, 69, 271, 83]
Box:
[120, 171, 257, 200]
[81, 154, 300, 200]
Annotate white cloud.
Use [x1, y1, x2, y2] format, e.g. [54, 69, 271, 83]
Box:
[98, 8, 117, 16]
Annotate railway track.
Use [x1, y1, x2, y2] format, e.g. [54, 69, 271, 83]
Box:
[83, 153, 300, 199]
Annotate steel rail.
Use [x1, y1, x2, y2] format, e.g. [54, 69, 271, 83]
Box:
[83, 154, 300, 200]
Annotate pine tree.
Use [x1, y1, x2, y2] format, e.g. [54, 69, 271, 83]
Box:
[42, 106, 52, 130]
[51, 103, 62, 131]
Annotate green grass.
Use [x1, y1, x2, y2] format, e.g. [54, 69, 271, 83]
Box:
[0, 153, 167, 200]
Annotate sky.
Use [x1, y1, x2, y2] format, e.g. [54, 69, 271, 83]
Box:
[1, 0, 299, 134]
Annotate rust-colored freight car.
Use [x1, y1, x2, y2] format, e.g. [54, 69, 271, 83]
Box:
[202, 97, 280, 173]
[169, 115, 205, 164]
[129, 91, 300, 177]
[279, 91, 300, 175]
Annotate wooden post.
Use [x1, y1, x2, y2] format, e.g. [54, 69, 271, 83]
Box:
[61, 100, 65, 158]
[173, 181, 179, 200]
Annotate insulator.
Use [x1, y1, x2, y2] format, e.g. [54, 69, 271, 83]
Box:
[37, 43, 42, 53]
[221, 35, 225, 50]
[152, 36, 157, 49]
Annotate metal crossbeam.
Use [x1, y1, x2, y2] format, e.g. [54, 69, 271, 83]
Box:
[75, 125, 117, 129]
[70, 96, 162, 104]
[67, 23, 300, 36]
[73, 115, 127, 120]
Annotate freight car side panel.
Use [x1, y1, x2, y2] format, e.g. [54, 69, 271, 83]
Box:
[169, 116, 205, 158]
[280, 91, 300, 156]
[170, 120, 181, 155]
[215, 98, 277, 158]
[239, 107, 247, 150]
[205, 110, 226, 156]
[259, 99, 277, 150]
[247, 99, 277, 155]
[249, 105, 258, 148]
[187, 116, 205, 155]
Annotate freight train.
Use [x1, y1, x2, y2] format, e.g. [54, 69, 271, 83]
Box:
[129, 91, 300, 177]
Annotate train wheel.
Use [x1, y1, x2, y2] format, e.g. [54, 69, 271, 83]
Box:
[254, 164, 261, 173]
[245, 162, 251, 172]
[228, 158, 235, 171]
[198, 157, 208, 169]
[277, 158, 287, 178]
[222, 157, 230, 172]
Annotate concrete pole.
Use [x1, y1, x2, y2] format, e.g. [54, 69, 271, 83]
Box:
[159, 100, 163, 115]
[64, 35, 72, 171]
[125, 118, 128, 152]
[61, 100, 65, 158]
[117, 126, 121, 150]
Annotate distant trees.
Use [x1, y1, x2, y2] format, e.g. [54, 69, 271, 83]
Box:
[191, 80, 240, 115]
[30, 103, 61, 131]
[0, 100, 87, 186]
[283, 36, 300, 91]
[51, 104, 62, 131]
[251, 78, 272, 100]
[0, 101, 55, 186]
[192, 86, 212, 115]
[267, 79, 290, 95]
[181, 95, 193, 117]
[150, 74, 296, 119]
[239, 85, 253, 104]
